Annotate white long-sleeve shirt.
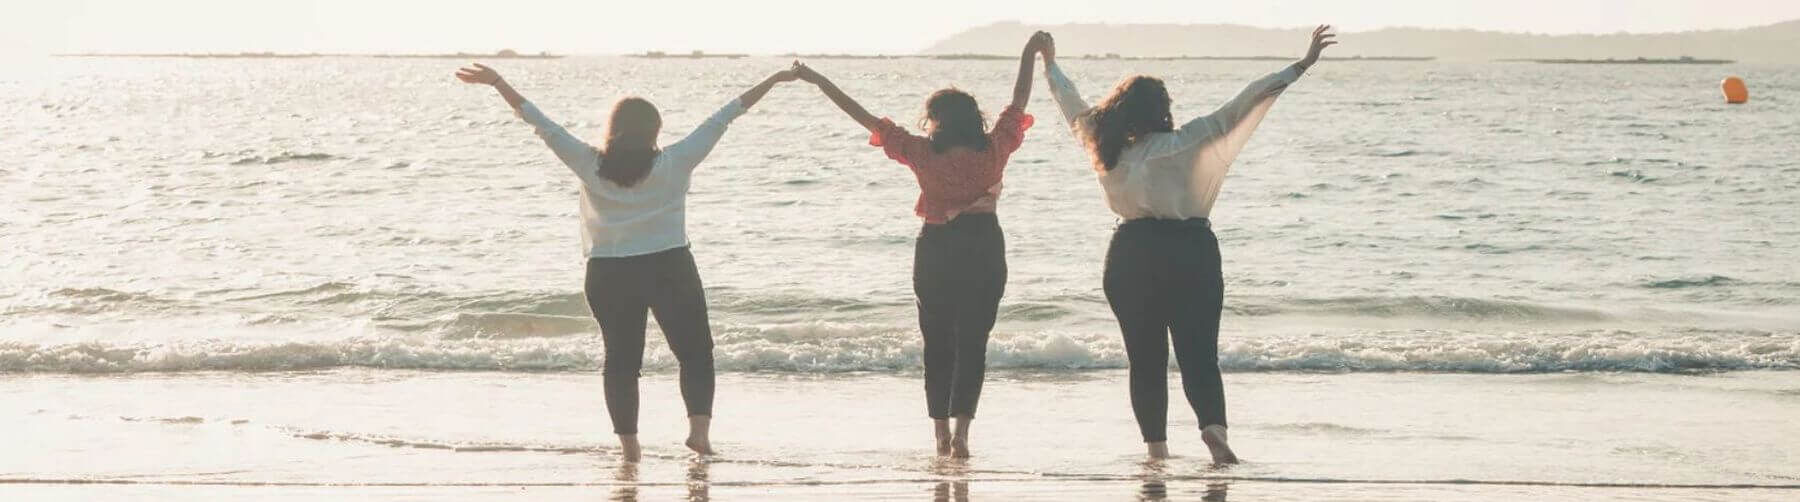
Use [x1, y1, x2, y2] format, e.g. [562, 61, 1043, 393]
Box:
[1045, 61, 1304, 220]
[517, 98, 746, 258]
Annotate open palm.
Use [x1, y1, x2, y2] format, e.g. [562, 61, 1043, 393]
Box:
[455, 63, 501, 85]
[1301, 25, 1338, 68]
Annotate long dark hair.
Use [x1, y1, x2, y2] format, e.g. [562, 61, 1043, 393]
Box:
[598, 97, 662, 187]
[1081, 76, 1173, 170]
[920, 89, 990, 154]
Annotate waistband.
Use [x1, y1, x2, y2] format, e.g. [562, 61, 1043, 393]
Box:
[1118, 217, 1210, 229]
[585, 244, 692, 262]
[923, 211, 1000, 228]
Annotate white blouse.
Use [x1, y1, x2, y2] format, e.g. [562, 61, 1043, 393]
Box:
[517, 98, 745, 258]
[1045, 61, 1304, 220]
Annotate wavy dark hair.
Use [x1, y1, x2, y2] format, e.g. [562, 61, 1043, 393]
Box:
[919, 89, 990, 154]
[597, 97, 662, 187]
[1080, 76, 1174, 170]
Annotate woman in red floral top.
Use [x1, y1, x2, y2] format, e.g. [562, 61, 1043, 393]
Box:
[792, 32, 1048, 459]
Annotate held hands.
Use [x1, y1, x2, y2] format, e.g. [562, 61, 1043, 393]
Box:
[1299, 25, 1338, 70]
[455, 63, 503, 85]
[790, 60, 824, 85]
[1027, 31, 1055, 61]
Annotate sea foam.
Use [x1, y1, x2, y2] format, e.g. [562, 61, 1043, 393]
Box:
[1, 324, 1793, 374]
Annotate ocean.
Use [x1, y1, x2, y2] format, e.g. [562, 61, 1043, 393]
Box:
[3, 56, 1798, 500]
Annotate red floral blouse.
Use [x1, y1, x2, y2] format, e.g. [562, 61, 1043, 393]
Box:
[869, 105, 1035, 224]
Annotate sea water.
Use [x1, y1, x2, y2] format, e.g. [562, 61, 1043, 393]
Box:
[2, 56, 1798, 500]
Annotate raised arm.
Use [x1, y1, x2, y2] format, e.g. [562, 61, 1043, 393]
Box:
[1160, 25, 1336, 158]
[662, 68, 797, 170]
[457, 63, 597, 173]
[457, 63, 526, 111]
[737, 68, 799, 110]
[791, 62, 882, 133]
[1011, 32, 1049, 110]
[1038, 33, 1092, 133]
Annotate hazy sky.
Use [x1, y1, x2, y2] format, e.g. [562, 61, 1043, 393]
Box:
[8, 0, 1800, 57]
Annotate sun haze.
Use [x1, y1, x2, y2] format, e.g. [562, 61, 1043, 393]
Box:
[8, 0, 1800, 57]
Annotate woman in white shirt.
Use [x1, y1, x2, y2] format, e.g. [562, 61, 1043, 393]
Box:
[456, 63, 798, 463]
[1040, 26, 1336, 463]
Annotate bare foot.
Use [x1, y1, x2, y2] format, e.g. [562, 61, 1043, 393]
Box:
[1146, 441, 1170, 460]
[950, 416, 973, 458]
[934, 419, 953, 456]
[685, 436, 715, 456]
[686, 415, 715, 456]
[1201, 425, 1239, 465]
[618, 434, 643, 463]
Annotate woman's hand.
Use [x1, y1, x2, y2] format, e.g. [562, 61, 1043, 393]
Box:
[455, 63, 503, 85]
[1023, 31, 1047, 55]
[770, 68, 799, 83]
[1038, 31, 1056, 62]
[1298, 25, 1337, 70]
[789, 61, 816, 83]
[791, 61, 824, 85]
[458, 63, 524, 109]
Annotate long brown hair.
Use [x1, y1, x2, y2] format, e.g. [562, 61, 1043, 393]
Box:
[598, 97, 662, 186]
[1080, 76, 1173, 170]
[920, 89, 989, 154]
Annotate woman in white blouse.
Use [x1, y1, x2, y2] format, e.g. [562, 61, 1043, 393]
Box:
[456, 63, 798, 463]
[1040, 26, 1337, 463]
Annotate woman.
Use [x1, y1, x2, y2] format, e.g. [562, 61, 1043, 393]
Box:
[789, 32, 1048, 458]
[1040, 26, 1337, 463]
[455, 62, 798, 462]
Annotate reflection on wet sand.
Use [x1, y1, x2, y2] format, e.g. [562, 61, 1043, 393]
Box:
[932, 480, 970, 502]
[1138, 460, 1228, 501]
[1140, 460, 1168, 501]
[929, 457, 970, 501]
[606, 459, 711, 502]
[603, 456, 1231, 501]
[610, 462, 639, 502]
[1202, 483, 1229, 501]
[688, 459, 711, 501]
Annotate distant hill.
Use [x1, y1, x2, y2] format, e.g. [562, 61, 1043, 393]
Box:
[923, 20, 1800, 63]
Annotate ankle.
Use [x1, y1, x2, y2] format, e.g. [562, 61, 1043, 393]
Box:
[1202, 425, 1228, 440]
[1146, 441, 1170, 458]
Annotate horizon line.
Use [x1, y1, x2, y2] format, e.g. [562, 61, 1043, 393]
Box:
[32, 17, 1800, 59]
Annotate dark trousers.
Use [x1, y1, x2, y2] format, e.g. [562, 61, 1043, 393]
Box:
[1103, 218, 1226, 443]
[914, 212, 1007, 419]
[584, 246, 714, 435]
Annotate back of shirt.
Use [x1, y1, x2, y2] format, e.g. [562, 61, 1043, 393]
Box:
[867, 105, 1036, 224]
[517, 98, 746, 257]
[1045, 61, 1302, 220]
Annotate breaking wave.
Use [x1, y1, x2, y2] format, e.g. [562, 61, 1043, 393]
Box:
[2, 325, 1793, 374]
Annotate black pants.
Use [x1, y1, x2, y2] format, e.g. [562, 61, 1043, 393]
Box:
[584, 246, 715, 435]
[914, 212, 1007, 419]
[1103, 218, 1226, 443]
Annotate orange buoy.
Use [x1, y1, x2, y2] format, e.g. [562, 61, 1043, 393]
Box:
[1722, 76, 1749, 104]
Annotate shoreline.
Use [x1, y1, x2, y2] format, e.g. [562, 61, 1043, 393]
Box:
[3, 370, 1795, 501]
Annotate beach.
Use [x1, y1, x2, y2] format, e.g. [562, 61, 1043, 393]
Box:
[5, 371, 1798, 500]
[4, 55, 1799, 499]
